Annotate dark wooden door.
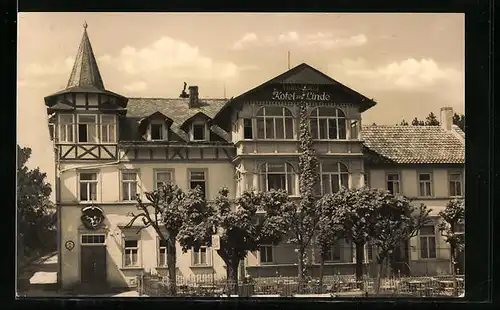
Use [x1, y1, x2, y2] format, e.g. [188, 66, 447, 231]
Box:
[81, 246, 107, 285]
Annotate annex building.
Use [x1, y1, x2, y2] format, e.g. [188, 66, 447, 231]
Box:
[45, 26, 465, 291]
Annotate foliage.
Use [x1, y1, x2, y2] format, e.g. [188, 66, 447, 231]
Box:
[17, 145, 54, 258]
[425, 112, 440, 126]
[285, 102, 320, 285]
[399, 119, 409, 126]
[438, 199, 465, 274]
[411, 117, 425, 126]
[452, 113, 465, 132]
[126, 182, 187, 295]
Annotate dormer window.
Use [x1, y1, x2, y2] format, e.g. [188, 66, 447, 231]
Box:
[151, 123, 164, 140]
[192, 123, 207, 141]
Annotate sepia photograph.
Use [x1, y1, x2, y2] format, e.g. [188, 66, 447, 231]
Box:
[16, 12, 465, 298]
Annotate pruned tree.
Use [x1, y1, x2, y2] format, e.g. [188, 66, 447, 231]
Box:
[284, 102, 320, 291]
[438, 198, 465, 276]
[17, 145, 54, 262]
[316, 194, 345, 290]
[371, 200, 431, 294]
[125, 183, 186, 295]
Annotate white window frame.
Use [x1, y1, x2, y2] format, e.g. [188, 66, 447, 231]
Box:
[324, 242, 342, 262]
[255, 106, 294, 140]
[78, 171, 98, 202]
[418, 172, 433, 197]
[100, 114, 116, 144]
[121, 170, 138, 202]
[191, 122, 208, 141]
[259, 245, 274, 264]
[448, 172, 463, 197]
[419, 224, 437, 259]
[243, 118, 253, 140]
[188, 169, 207, 198]
[123, 238, 140, 267]
[386, 172, 401, 195]
[150, 121, 166, 141]
[77, 114, 98, 144]
[158, 238, 168, 267]
[154, 169, 174, 190]
[317, 162, 349, 195]
[259, 162, 297, 195]
[58, 114, 75, 143]
[192, 246, 210, 266]
[309, 107, 347, 140]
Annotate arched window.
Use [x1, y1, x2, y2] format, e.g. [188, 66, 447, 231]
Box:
[316, 162, 349, 195]
[309, 107, 347, 140]
[259, 162, 297, 195]
[256, 107, 294, 139]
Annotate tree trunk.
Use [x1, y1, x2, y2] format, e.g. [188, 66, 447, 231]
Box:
[375, 257, 384, 295]
[318, 253, 325, 293]
[226, 258, 240, 296]
[166, 238, 177, 296]
[355, 242, 365, 289]
[297, 247, 306, 293]
[450, 244, 458, 296]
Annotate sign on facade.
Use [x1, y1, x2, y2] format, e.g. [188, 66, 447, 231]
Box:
[65, 240, 75, 251]
[212, 234, 220, 250]
[80, 205, 105, 230]
[271, 87, 331, 102]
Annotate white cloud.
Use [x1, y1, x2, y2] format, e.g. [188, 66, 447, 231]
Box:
[278, 31, 300, 43]
[103, 36, 240, 80]
[331, 58, 462, 91]
[123, 81, 148, 92]
[232, 33, 258, 50]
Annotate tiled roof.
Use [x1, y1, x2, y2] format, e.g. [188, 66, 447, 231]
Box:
[120, 98, 228, 141]
[361, 125, 465, 164]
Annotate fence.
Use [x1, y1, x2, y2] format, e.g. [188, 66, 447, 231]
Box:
[136, 272, 464, 297]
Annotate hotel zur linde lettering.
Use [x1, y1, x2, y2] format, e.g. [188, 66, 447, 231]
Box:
[45, 26, 465, 291]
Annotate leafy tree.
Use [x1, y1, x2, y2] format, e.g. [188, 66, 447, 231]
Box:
[411, 117, 425, 126]
[425, 112, 440, 126]
[452, 113, 465, 132]
[284, 102, 320, 291]
[330, 187, 381, 285]
[17, 145, 54, 260]
[316, 194, 345, 290]
[126, 183, 186, 295]
[399, 119, 409, 126]
[438, 199, 465, 276]
[371, 200, 431, 294]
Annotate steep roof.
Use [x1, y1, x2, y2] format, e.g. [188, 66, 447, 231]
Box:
[66, 23, 105, 90]
[361, 125, 465, 164]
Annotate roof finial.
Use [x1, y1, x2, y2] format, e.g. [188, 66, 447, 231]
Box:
[83, 21, 88, 30]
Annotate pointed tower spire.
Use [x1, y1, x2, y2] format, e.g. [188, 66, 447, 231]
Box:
[66, 22, 105, 90]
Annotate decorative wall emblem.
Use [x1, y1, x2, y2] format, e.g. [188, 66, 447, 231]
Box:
[65, 240, 75, 251]
[80, 205, 105, 230]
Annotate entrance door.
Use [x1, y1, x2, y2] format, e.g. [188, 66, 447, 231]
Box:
[81, 245, 107, 285]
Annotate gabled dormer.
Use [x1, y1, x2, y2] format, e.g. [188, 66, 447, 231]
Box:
[181, 112, 211, 142]
[44, 23, 127, 160]
[138, 111, 174, 141]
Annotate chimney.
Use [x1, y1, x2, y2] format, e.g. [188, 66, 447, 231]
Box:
[189, 86, 199, 107]
[440, 107, 453, 131]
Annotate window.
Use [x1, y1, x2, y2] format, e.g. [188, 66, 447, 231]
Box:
[243, 118, 253, 139]
[325, 243, 341, 261]
[158, 239, 167, 266]
[124, 239, 139, 267]
[59, 114, 74, 142]
[192, 123, 206, 141]
[189, 170, 206, 198]
[350, 120, 359, 140]
[256, 107, 294, 140]
[259, 245, 273, 263]
[418, 173, 433, 197]
[419, 225, 437, 259]
[77, 115, 98, 143]
[81, 234, 105, 244]
[100, 115, 116, 143]
[449, 173, 463, 197]
[155, 170, 172, 190]
[386, 173, 401, 195]
[367, 243, 374, 261]
[192, 247, 208, 265]
[309, 107, 346, 140]
[79, 172, 97, 201]
[259, 162, 296, 195]
[455, 222, 465, 233]
[121, 171, 138, 201]
[151, 123, 164, 140]
[316, 162, 349, 195]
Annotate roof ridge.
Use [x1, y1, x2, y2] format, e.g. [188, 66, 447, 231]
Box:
[128, 97, 227, 100]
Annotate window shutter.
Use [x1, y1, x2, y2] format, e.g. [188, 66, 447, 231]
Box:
[409, 236, 419, 261]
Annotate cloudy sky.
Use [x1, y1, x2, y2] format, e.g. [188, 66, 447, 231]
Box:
[17, 12, 464, 198]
